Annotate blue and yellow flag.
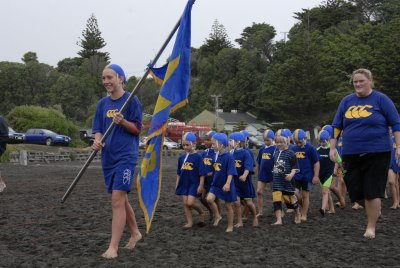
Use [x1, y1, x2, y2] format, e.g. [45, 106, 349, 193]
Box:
[148, 64, 168, 86]
[137, 0, 192, 233]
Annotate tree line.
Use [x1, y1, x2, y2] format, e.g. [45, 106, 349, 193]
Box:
[1, 0, 400, 133]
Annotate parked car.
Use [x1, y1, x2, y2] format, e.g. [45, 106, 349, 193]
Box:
[163, 137, 179, 150]
[139, 136, 179, 150]
[25, 128, 71, 146]
[79, 129, 95, 146]
[248, 135, 264, 149]
[8, 127, 25, 144]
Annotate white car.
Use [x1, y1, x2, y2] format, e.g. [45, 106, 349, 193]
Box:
[163, 137, 179, 150]
[139, 137, 179, 150]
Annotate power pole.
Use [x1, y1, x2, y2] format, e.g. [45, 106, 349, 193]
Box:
[281, 31, 288, 42]
[210, 94, 221, 130]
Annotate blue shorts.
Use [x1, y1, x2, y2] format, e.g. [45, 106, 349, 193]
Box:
[103, 164, 136, 193]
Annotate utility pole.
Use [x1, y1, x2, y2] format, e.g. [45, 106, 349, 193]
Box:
[210, 94, 221, 130]
[281, 31, 288, 42]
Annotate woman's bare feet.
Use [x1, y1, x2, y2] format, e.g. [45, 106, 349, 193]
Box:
[102, 248, 118, 259]
[123, 232, 142, 250]
[225, 226, 233, 232]
[234, 223, 243, 228]
[183, 223, 193, 229]
[271, 220, 282, 225]
[253, 217, 259, 227]
[352, 203, 364, 210]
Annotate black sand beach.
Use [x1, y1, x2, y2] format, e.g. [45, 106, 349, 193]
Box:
[1, 157, 400, 267]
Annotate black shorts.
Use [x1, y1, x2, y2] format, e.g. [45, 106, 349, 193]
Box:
[342, 151, 391, 202]
[294, 179, 313, 192]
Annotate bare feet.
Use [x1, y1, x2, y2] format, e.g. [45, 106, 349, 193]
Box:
[300, 216, 307, 222]
[123, 232, 142, 250]
[363, 228, 376, 239]
[225, 226, 234, 233]
[102, 248, 118, 259]
[253, 217, 259, 227]
[183, 223, 193, 229]
[390, 204, 398, 209]
[352, 203, 364, 210]
[197, 212, 206, 226]
[213, 216, 222, 226]
[271, 220, 282, 225]
[327, 210, 335, 214]
[234, 223, 243, 228]
[256, 213, 263, 218]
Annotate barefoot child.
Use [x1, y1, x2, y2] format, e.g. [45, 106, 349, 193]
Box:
[229, 132, 258, 227]
[92, 64, 142, 259]
[271, 134, 300, 225]
[206, 133, 238, 232]
[175, 132, 207, 228]
[316, 130, 342, 215]
[200, 131, 217, 219]
[256, 129, 276, 217]
[292, 129, 320, 221]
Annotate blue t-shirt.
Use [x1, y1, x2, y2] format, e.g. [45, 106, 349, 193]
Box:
[201, 148, 216, 175]
[293, 143, 319, 182]
[332, 90, 400, 155]
[92, 92, 142, 169]
[256, 145, 276, 182]
[211, 151, 237, 188]
[177, 153, 207, 180]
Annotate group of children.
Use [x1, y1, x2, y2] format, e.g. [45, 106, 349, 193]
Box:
[174, 125, 399, 232]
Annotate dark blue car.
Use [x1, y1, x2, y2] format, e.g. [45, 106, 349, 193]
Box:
[25, 128, 71, 146]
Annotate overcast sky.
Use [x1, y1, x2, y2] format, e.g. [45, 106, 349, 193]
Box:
[1, 0, 323, 77]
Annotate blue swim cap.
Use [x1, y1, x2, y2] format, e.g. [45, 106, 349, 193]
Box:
[322, 125, 333, 136]
[263, 129, 275, 140]
[212, 133, 228, 147]
[293, 129, 306, 141]
[183, 132, 196, 142]
[318, 130, 330, 141]
[240, 130, 250, 139]
[106, 64, 127, 84]
[276, 129, 291, 138]
[229, 132, 246, 142]
[205, 130, 216, 138]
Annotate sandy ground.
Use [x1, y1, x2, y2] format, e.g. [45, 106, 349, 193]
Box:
[1, 156, 400, 267]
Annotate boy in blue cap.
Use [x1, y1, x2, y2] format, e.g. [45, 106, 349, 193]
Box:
[292, 129, 320, 222]
[256, 129, 276, 217]
[175, 132, 207, 228]
[92, 64, 142, 259]
[229, 132, 258, 227]
[206, 133, 238, 232]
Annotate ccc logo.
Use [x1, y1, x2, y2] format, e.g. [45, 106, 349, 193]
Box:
[182, 162, 193, 170]
[344, 105, 373, 119]
[262, 153, 271, 160]
[295, 152, 305, 159]
[235, 160, 242, 168]
[106, 109, 119, 118]
[213, 163, 221, 172]
[203, 158, 212, 166]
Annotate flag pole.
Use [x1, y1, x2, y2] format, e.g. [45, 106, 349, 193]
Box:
[61, 0, 195, 203]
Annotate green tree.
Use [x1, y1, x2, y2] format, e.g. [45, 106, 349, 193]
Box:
[235, 22, 276, 63]
[21, 51, 39, 64]
[77, 14, 110, 61]
[199, 19, 233, 57]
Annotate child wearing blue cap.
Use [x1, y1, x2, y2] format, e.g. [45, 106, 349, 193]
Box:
[271, 133, 301, 225]
[229, 132, 258, 227]
[200, 130, 218, 219]
[256, 129, 276, 217]
[92, 64, 142, 259]
[317, 130, 342, 215]
[292, 129, 320, 222]
[175, 132, 207, 228]
[206, 133, 238, 232]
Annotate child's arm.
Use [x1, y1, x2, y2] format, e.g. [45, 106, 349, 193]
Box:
[312, 161, 320, 185]
[239, 170, 249, 182]
[223, 175, 233, 192]
[198, 176, 205, 194]
[175, 175, 180, 189]
[285, 169, 296, 181]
